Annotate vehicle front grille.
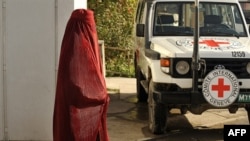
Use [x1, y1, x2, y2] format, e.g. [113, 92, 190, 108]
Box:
[171, 58, 250, 79]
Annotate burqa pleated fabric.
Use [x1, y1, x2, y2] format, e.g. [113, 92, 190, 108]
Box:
[53, 9, 109, 141]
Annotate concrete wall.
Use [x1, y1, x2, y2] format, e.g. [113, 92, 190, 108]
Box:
[0, 0, 87, 140]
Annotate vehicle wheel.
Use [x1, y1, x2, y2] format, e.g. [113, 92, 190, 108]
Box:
[148, 79, 167, 134]
[136, 66, 148, 102]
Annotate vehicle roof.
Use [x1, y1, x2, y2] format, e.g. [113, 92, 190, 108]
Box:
[238, 0, 250, 2]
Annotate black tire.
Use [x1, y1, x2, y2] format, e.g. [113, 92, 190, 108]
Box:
[136, 66, 148, 102]
[148, 79, 167, 134]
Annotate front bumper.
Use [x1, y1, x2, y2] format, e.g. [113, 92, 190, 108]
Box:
[153, 89, 250, 105]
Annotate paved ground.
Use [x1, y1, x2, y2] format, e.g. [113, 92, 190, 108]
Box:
[105, 77, 249, 141]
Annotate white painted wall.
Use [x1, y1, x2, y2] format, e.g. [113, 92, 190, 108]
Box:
[0, 1, 4, 140]
[5, 0, 56, 140]
[0, 0, 87, 140]
[74, 0, 87, 10]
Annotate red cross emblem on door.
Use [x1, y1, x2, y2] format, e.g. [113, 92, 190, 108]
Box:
[199, 40, 229, 47]
[212, 78, 230, 98]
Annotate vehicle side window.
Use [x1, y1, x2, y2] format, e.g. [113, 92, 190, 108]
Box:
[138, 2, 145, 24]
[135, 0, 145, 24]
[135, 1, 142, 23]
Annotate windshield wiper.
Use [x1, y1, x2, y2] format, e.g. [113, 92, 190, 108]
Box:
[200, 27, 240, 38]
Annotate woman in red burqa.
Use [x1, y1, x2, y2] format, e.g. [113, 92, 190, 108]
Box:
[53, 9, 109, 141]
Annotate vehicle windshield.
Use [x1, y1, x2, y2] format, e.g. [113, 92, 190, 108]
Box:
[153, 2, 247, 37]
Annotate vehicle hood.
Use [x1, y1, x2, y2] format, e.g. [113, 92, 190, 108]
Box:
[150, 37, 250, 58]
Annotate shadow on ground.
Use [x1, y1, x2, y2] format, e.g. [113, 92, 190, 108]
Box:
[108, 93, 224, 141]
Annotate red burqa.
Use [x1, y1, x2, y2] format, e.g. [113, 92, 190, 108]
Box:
[53, 9, 109, 141]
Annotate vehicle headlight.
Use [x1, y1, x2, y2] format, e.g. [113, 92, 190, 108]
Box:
[176, 61, 190, 75]
[246, 62, 250, 74]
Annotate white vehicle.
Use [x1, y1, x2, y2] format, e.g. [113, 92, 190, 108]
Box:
[134, 0, 250, 134]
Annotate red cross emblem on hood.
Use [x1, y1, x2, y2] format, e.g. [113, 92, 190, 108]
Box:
[199, 40, 229, 47]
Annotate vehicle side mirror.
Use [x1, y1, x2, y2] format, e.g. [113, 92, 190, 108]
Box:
[136, 24, 144, 37]
[145, 48, 160, 60]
